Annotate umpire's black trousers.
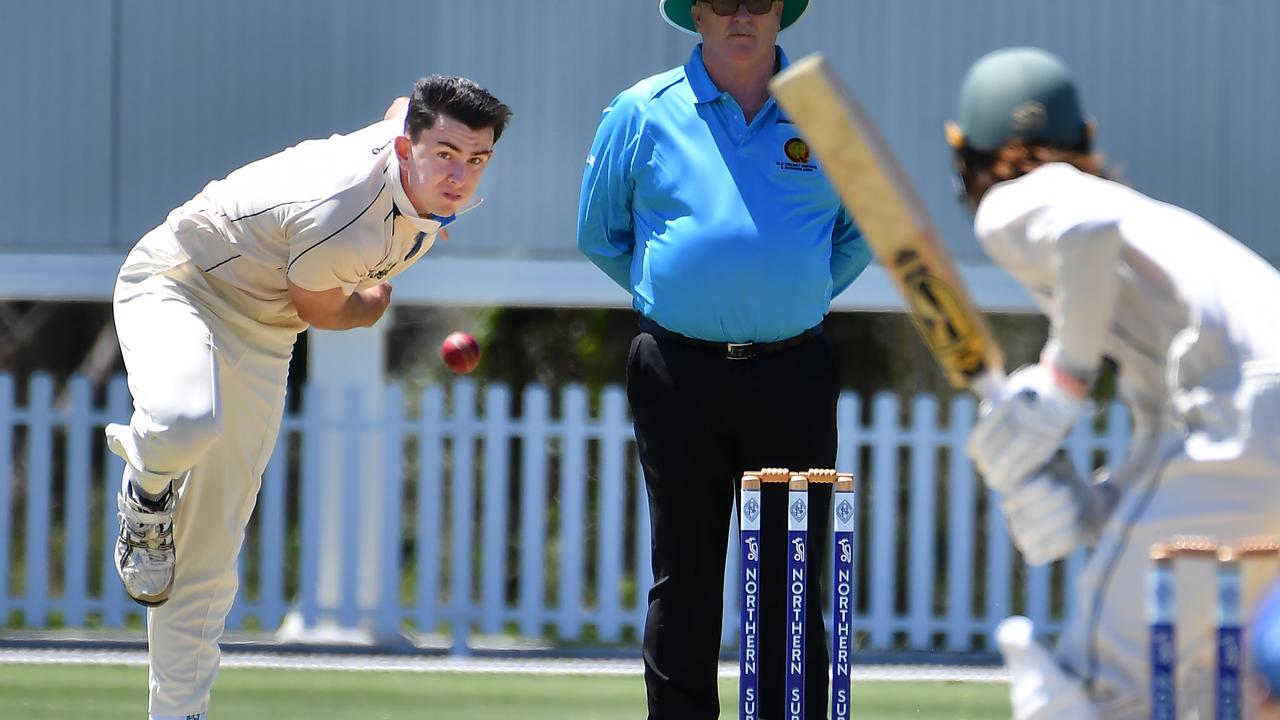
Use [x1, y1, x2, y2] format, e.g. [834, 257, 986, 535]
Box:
[628, 318, 839, 720]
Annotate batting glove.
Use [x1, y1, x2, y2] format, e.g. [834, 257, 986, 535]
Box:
[967, 364, 1085, 493]
[1000, 456, 1098, 566]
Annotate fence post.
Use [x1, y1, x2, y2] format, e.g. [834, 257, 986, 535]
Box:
[63, 376, 93, 627]
[101, 376, 131, 627]
[450, 380, 477, 654]
[835, 392, 861, 641]
[373, 384, 406, 642]
[721, 501, 740, 650]
[480, 384, 511, 635]
[0, 375, 12, 621]
[868, 393, 899, 648]
[907, 395, 939, 649]
[302, 324, 387, 638]
[558, 385, 588, 641]
[24, 374, 53, 627]
[518, 385, 550, 638]
[338, 387, 365, 629]
[835, 392, 861, 473]
[985, 485, 1013, 636]
[296, 383, 324, 629]
[945, 394, 977, 650]
[415, 385, 445, 639]
[597, 386, 628, 642]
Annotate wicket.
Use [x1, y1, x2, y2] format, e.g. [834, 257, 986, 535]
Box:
[1148, 535, 1280, 720]
[739, 468, 857, 720]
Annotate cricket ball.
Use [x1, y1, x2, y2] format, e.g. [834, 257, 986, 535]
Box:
[441, 331, 481, 374]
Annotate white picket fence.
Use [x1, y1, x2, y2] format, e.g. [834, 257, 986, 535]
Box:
[0, 373, 1130, 655]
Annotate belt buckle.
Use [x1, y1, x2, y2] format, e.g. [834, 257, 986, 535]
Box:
[726, 342, 753, 360]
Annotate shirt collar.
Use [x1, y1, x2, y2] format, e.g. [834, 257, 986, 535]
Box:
[685, 44, 791, 106]
[384, 151, 482, 231]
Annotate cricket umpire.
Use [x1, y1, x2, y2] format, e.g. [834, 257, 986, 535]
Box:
[577, 1, 872, 717]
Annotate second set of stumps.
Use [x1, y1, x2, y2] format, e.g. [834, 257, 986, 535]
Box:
[739, 468, 856, 720]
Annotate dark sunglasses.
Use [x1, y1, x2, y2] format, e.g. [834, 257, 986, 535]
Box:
[698, 0, 775, 17]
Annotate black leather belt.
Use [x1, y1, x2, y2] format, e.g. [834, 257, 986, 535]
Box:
[639, 317, 823, 360]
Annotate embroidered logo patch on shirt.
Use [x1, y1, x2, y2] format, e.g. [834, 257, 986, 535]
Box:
[368, 263, 397, 280]
[784, 138, 810, 163]
[777, 137, 816, 173]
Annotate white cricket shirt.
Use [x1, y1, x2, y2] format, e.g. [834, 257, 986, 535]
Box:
[975, 163, 1280, 411]
[163, 117, 471, 328]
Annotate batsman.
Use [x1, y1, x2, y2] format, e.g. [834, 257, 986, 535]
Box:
[949, 48, 1280, 718]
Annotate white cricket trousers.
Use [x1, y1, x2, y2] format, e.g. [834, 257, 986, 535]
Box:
[107, 226, 296, 719]
[1055, 368, 1280, 719]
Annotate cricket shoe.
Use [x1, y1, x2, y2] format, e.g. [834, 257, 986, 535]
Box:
[114, 481, 177, 607]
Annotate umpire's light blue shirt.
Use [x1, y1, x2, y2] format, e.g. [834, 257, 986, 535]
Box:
[577, 45, 872, 343]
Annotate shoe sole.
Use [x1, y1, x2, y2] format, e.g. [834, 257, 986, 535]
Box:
[128, 592, 170, 608]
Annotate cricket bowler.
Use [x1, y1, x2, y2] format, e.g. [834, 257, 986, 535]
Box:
[105, 76, 511, 719]
[950, 47, 1280, 718]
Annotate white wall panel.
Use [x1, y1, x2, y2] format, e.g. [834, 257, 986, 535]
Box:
[0, 1, 113, 250]
[1, 0, 1277, 282]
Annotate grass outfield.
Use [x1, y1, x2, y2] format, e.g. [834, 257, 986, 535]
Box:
[0, 662, 1008, 719]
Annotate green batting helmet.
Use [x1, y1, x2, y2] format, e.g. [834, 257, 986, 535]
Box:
[947, 47, 1089, 153]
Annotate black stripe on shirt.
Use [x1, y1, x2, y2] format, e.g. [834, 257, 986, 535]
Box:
[203, 255, 241, 273]
[286, 186, 386, 274]
[227, 199, 322, 223]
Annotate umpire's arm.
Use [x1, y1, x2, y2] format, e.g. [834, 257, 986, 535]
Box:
[576, 92, 643, 290]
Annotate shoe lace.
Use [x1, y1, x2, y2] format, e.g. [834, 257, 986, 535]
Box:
[119, 495, 175, 555]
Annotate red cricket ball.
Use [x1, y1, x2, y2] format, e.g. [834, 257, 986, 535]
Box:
[441, 331, 481, 374]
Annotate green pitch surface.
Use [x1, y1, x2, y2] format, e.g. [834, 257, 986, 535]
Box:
[0, 663, 1009, 719]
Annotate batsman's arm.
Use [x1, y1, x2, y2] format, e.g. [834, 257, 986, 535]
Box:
[1041, 222, 1123, 390]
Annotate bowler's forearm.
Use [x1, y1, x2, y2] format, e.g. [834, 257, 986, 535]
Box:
[314, 291, 388, 330]
[296, 284, 392, 330]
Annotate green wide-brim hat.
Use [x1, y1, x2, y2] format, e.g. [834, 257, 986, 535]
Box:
[659, 0, 810, 35]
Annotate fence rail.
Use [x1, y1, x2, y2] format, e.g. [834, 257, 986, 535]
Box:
[0, 373, 1130, 655]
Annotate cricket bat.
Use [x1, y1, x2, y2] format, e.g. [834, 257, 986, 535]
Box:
[770, 54, 1005, 397]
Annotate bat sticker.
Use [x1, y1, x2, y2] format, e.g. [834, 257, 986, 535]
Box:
[895, 248, 989, 380]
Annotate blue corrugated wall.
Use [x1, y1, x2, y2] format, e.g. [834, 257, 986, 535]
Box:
[2, 0, 1276, 265]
